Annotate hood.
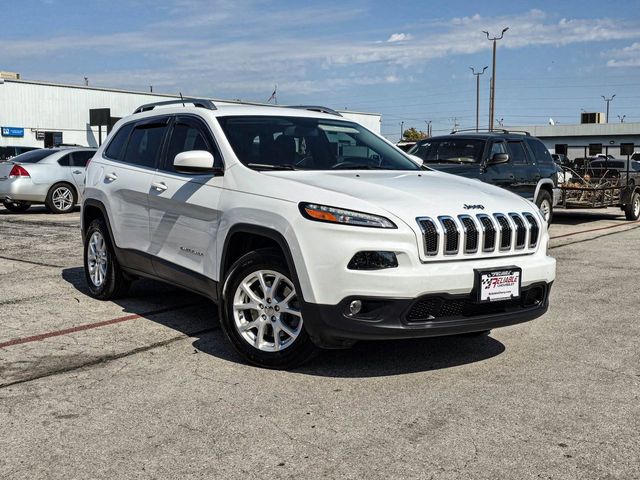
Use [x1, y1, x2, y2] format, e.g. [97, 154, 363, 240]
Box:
[260, 169, 536, 228]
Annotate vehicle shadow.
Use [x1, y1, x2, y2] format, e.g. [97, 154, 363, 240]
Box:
[62, 266, 506, 378]
[0, 205, 81, 215]
[552, 209, 625, 226]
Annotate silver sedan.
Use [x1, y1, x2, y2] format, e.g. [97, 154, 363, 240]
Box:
[0, 147, 96, 213]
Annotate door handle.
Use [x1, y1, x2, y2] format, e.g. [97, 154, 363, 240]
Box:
[105, 172, 118, 181]
[73, 170, 82, 174]
[151, 181, 168, 192]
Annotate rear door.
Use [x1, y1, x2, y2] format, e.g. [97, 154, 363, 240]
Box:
[68, 150, 95, 192]
[505, 140, 537, 199]
[148, 115, 224, 285]
[97, 117, 170, 269]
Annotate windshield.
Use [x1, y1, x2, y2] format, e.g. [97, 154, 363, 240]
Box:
[11, 149, 52, 163]
[217, 116, 419, 171]
[409, 139, 485, 164]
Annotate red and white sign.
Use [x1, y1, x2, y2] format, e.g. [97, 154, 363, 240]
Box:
[479, 270, 520, 302]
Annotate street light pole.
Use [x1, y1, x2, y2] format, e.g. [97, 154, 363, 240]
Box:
[618, 115, 626, 123]
[400, 121, 404, 142]
[470, 66, 488, 132]
[483, 27, 509, 131]
[425, 120, 432, 137]
[602, 95, 616, 123]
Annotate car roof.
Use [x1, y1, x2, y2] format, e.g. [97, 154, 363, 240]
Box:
[416, 132, 532, 144]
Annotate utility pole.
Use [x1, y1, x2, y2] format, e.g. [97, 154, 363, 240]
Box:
[400, 121, 404, 141]
[602, 95, 616, 123]
[424, 120, 432, 137]
[483, 27, 509, 131]
[470, 66, 488, 132]
[451, 117, 460, 131]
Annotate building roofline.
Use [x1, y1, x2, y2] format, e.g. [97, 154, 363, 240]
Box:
[2, 78, 380, 116]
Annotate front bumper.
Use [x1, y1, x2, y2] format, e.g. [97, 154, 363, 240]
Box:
[302, 282, 552, 348]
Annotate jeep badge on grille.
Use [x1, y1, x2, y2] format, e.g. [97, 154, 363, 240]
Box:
[463, 204, 485, 210]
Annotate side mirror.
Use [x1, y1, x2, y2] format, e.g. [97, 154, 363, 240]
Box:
[173, 150, 217, 173]
[488, 153, 509, 165]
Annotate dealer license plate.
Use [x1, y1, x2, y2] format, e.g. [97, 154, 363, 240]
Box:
[477, 268, 521, 303]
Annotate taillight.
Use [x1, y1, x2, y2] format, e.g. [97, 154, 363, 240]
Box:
[9, 165, 30, 177]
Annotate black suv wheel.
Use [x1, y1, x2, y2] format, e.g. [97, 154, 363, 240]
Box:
[536, 190, 553, 224]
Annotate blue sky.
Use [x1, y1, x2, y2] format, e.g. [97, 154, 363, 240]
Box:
[4, 0, 640, 139]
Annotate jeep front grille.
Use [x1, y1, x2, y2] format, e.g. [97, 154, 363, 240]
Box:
[416, 212, 541, 259]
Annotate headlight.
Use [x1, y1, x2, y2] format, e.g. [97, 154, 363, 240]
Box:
[299, 203, 397, 228]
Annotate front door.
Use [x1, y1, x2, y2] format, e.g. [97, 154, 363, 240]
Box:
[148, 115, 224, 287]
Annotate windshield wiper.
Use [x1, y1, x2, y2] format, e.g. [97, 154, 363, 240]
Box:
[247, 163, 298, 171]
[332, 163, 386, 170]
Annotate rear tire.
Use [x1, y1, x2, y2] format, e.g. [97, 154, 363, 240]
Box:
[83, 218, 130, 300]
[2, 199, 30, 213]
[220, 249, 319, 369]
[45, 182, 76, 214]
[625, 191, 640, 221]
[535, 190, 553, 224]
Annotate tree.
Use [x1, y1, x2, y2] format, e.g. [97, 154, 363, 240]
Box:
[402, 127, 427, 141]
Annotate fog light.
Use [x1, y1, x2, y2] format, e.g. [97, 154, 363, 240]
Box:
[347, 251, 398, 270]
[349, 300, 363, 315]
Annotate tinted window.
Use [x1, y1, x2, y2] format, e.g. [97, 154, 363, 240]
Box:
[507, 141, 528, 164]
[10, 149, 54, 163]
[122, 122, 168, 168]
[490, 141, 507, 157]
[164, 118, 218, 172]
[218, 116, 419, 171]
[104, 123, 134, 160]
[71, 151, 95, 167]
[0, 147, 12, 160]
[412, 139, 485, 164]
[58, 154, 72, 167]
[526, 138, 553, 164]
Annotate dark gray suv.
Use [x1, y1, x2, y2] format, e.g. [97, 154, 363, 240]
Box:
[409, 130, 559, 222]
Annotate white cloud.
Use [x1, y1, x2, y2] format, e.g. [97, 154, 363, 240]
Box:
[606, 42, 640, 67]
[387, 33, 412, 43]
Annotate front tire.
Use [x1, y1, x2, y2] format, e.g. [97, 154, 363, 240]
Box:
[220, 249, 319, 369]
[2, 199, 30, 213]
[83, 218, 130, 299]
[45, 182, 76, 214]
[536, 190, 553, 224]
[625, 191, 640, 221]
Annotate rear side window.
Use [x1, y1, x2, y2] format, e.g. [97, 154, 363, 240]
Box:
[104, 123, 134, 160]
[507, 141, 529, 164]
[57, 154, 72, 167]
[122, 121, 169, 168]
[71, 151, 95, 167]
[526, 138, 553, 164]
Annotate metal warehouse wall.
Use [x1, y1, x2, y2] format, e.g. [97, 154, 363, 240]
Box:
[0, 80, 381, 148]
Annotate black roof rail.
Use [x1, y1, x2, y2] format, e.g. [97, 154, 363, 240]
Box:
[450, 127, 530, 136]
[133, 98, 217, 114]
[286, 105, 342, 117]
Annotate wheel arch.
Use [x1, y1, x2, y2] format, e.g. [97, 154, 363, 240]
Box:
[219, 224, 307, 302]
[534, 179, 554, 204]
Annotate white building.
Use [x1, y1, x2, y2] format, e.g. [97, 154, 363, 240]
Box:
[504, 122, 640, 158]
[0, 78, 381, 148]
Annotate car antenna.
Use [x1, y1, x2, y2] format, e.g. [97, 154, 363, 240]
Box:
[179, 92, 185, 107]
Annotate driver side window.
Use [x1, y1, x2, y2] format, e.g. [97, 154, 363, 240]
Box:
[490, 142, 507, 157]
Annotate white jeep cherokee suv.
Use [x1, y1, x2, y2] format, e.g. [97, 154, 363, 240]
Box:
[82, 99, 556, 368]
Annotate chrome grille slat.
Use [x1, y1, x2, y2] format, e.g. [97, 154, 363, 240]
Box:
[509, 213, 527, 250]
[458, 215, 479, 254]
[494, 213, 512, 251]
[523, 212, 540, 248]
[416, 217, 439, 256]
[477, 214, 496, 252]
[438, 216, 460, 255]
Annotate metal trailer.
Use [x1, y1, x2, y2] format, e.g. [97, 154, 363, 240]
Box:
[556, 146, 640, 221]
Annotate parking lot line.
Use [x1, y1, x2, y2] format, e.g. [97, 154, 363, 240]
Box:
[0, 304, 194, 349]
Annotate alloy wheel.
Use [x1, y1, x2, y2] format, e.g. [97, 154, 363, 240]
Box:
[52, 186, 74, 211]
[87, 231, 108, 287]
[232, 269, 302, 352]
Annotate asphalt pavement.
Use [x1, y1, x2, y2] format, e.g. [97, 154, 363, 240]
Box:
[0, 204, 638, 479]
